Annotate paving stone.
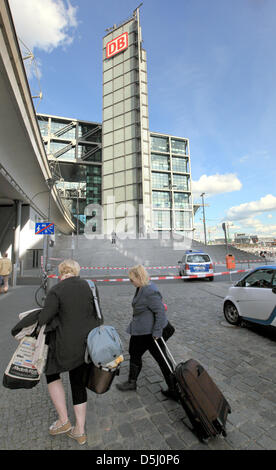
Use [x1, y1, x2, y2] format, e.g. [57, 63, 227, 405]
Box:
[1, 281, 276, 451]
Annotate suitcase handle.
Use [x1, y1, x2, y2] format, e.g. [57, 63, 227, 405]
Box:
[154, 337, 177, 373]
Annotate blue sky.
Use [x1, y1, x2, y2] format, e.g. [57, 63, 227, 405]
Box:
[9, 0, 276, 241]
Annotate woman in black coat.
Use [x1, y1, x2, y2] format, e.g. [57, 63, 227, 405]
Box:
[38, 259, 102, 445]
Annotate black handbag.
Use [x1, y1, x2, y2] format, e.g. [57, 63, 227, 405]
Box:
[162, 321, 175, 341]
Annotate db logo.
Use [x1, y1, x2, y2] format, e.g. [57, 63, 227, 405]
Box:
[106, 32, 128, 59]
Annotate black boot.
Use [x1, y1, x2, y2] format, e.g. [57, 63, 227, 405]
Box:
[116, 363, 141, 392]
[161, 373, 179, 401]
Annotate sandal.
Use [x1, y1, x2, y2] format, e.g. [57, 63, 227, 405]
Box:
[49, 420, 72, 435]
[67, 427, 87, 445]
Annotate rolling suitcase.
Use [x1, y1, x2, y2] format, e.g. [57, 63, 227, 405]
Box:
[155, 338, 231, 441]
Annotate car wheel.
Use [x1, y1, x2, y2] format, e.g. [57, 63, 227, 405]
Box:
[208, 276, 214, 281]
[224, 301, 240, 325]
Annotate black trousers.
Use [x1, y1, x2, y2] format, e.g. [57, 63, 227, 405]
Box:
[129, 334, 173, 382]
[46, 363, 89, 406]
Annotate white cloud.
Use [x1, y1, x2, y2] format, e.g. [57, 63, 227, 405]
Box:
[9, 0, 79, 52]
[192, 173, 242, 200]
[237, 217, 276, 236]
[226, 194, 276, 221]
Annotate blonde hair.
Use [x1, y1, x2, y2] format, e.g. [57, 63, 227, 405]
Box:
[129, 265, 150, 287]
[58, 259, 80, 277]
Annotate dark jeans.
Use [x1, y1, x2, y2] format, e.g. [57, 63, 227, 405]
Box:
[129, 334, 173, 381]
[46, 363, 89, 406]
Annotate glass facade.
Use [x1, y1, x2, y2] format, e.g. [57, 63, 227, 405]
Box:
[152, 191, 171, 208]
[37, 114, 102, 233]
[172, 156, 188, 173]
[151, 172, 170, 189]
[151, 153, 170, 171]
[172, 174, 189, 191]
[171, 138, 188, 155]
[153, 210, 171, 229]
[150, 132, 193, 233]
[151, 135, 169, 153]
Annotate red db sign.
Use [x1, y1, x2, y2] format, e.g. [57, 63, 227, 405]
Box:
[106, 32, 128, 59]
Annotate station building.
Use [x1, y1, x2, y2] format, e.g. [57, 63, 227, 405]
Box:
[37, 7, 194, 237]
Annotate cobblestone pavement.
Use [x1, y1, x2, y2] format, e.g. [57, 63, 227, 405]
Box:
[0, 278, 275, 452]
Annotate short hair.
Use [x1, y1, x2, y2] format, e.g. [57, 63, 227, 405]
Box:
[58, 259, 80, 277]
[129, 264, 150, 287]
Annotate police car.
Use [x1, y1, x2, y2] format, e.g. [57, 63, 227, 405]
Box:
[178, 250, 214, 281]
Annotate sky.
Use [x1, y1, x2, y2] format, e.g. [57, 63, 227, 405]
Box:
[8, 0, 276, 242]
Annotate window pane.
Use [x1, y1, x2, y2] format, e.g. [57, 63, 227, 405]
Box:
[244, 269, 274, 288]
[175, 211, 192, 229]
[151, 136, 169, 152]
[152, 191, 171, 208]
[50, 120, 76, 140]
[49, 141, 75, 161]
[38, 118, 48, 136]
[171, 139, 187, 155]
[153, 210, 171, 229]
[172, 156, 188, 173]
[174, 193, 190, 209]
[151, 172, 169, 189]
[151, 153, 169, 171]
[173, 174, 189, 191]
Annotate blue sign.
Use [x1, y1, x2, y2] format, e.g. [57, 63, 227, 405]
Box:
[35, 222, 55, 235]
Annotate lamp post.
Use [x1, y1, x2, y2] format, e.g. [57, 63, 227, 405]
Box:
[200, 192, 207, 245]
[163, 183, 176, 238]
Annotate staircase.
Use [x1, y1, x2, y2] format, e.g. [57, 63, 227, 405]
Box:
[51, 233, 265, 275]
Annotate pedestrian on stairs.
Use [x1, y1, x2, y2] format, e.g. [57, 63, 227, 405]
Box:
[111, 231, 117, 244]
[116, 264, 179, 401]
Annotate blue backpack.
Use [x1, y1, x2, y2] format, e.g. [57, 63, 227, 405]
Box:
[85, 280, 123, 367]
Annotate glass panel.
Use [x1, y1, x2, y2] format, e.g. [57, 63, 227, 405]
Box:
[38, 118, 48, 136]
[78, 145, 101, 162]
[173, 174, 189, 191]
[151, 136, 169, 152]
[171, 139, 188, 155]
[151, 153, 169, 171]
[151, 172, 169, 189]
[50, 120, 76, 140]
[172, 156, 188, 173]
[174, 193, 190, 209]
[49, 141, 75, 161]
[153, 210, 171, 229]
[152, 191, 171, 208]
[78, 124, 101, 142]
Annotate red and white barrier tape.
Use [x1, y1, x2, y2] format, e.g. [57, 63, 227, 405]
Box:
[47, 268, 249, 282]
[48, 258, 265, 270]
[80, 265, 180, 270]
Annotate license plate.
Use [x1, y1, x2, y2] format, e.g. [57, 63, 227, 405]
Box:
[193, 266, 205, 271]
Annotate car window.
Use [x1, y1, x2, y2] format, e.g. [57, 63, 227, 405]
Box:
[187, 255, 210, 263]
[272, 272, 276, 287]
[244, 269, 274, 288]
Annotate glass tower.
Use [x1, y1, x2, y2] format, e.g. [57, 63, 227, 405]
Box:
[102, 7, 152, 235]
